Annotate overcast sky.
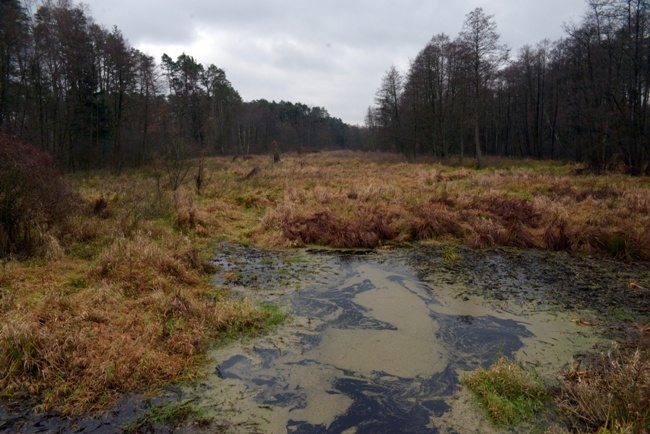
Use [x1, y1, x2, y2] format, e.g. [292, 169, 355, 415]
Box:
[88, 0, 588, 125]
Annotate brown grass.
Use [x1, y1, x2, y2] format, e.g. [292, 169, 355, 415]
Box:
[246, 151, 650, 260]
[1, 150, 649, 415]
[556, 339, 650, 433]
[0, 166, 280, 414]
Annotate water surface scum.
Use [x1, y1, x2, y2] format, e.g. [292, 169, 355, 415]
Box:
[191, 244, 648, 433]
[1, 244, 647, 433]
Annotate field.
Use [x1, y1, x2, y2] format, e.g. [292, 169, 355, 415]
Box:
[1, 151, 648, 429]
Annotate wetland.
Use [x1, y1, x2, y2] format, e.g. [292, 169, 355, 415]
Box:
[193, 243, 647, 433]
[1, 153, 649, 433]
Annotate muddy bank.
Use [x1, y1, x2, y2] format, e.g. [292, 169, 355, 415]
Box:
[1, 244, 647, 433]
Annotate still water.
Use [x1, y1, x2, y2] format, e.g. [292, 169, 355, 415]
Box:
[194, 248, 604, 433]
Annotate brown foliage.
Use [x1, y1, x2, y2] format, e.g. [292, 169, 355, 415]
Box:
[0, 134, 81, 257]
[556, 343, 650, 433]
[543, 217, 572, 251]
[409, 202, 465, 240]
[479, 195, 541, 228]
[280, 208, 397, 248]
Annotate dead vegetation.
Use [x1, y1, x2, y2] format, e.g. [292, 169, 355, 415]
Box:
[555, 328, 650, 433]
[1, 150, 648, 417]
[0, 160, 281, 414]
[246, 152, 650, 261]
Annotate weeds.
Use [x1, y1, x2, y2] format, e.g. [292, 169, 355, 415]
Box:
[442, 245, 461, 262]
[556, 342, 650, 433]
[462, 356, 549, 427]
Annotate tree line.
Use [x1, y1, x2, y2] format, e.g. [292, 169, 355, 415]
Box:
[0, 0, 359, 171]
[369, 1, 650, 173]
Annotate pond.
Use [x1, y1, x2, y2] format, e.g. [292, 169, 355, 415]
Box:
[192, 244, 646, 433]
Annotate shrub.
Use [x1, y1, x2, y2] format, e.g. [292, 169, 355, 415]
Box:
[0, 134, 80, 257]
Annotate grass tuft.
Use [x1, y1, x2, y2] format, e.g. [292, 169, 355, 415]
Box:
[462, 356, 549, 427]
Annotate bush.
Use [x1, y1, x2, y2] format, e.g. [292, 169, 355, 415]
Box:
[0, 134, 80, 257]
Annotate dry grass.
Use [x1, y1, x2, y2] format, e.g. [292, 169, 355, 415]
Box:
[1, 150, 648, 416]
[238, 151, 650, 260]
[556, 338, 650, 433]
[0, 165, 281, 414]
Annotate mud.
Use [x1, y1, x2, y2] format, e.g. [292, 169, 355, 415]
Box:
[1, 244, 648, 433]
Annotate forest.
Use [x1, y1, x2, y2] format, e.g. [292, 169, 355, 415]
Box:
[0, 0, 356, 172]
[2, 0, 650, 173]
[370, 2, 650, 173]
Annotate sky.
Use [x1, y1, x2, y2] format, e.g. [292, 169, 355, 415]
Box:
[88, 0, 588, 125]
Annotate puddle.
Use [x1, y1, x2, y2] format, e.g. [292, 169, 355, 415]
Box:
[192, 248, 614, 433]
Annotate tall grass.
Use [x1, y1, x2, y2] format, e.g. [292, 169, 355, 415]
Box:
[247, 151, 650, 260]
[0, 162, 281, 414]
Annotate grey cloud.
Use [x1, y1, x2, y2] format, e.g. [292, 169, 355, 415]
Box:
[89, 0, 588, 124]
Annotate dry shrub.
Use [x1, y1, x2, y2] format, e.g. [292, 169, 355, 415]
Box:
[480, 195, 541, 228]
[407, 202, 465, 240]
[281, 211, 340, 247]
[571, 226, 610, 254]
[92, 196, 110, 218]
[503, 222, 538, 248]
[0, 134, 81, 257]
[334, 210, 397, 248]
[278, 206, 399, 248]
[556, 344, 650, 433]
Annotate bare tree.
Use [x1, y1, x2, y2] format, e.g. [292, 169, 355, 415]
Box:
[375, 66, 405, 155]
[459, 7, 509, 168]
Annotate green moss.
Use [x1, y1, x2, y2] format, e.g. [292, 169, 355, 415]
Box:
[260, 303, 287, 328]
